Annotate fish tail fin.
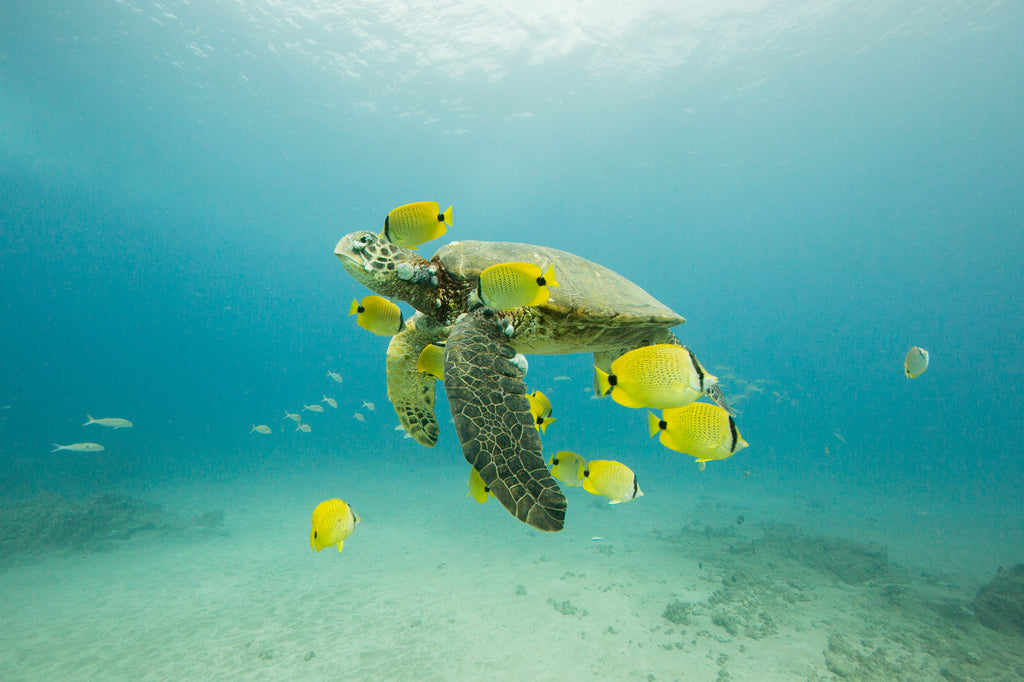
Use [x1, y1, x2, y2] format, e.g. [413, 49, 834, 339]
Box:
[250, 425, 256, 432]
[83, 415, 94, 426]
[349, 299, 361, 316]
[594, 367, 612, 397]
[527, 287, 552, 307]
[51, 444, 64, 452]
[542, 265, 559, 287]
[697, 460, 707, 472]
[337, 541, 344, 552]
[647, 411, 663, 438]
[441, 205, 453, 226]
[539, 417, 557, 434]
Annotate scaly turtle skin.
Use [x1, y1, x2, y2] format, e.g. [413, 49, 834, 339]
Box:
[334, 231, 715, 532]
[444, 306, 566, 531]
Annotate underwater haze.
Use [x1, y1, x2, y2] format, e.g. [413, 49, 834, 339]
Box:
[2, 1, 1024, 680]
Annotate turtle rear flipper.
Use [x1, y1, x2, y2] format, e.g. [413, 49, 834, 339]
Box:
[387, 314, 443, 447]
[444, 307, 566, 532]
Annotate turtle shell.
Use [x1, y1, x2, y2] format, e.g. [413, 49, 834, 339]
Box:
[435, 240, 684, 326]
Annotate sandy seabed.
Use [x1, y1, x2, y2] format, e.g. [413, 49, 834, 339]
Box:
[1, 458, 1022, 682]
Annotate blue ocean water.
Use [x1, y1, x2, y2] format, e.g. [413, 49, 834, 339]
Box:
[1, 1, 1023, 677]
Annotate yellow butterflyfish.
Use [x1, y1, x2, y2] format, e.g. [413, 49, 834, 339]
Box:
[529, 390, 552, 418]
[310, 498, 361, 552]
[595, 344, 716, 410]
[904, 346, 929, 378]
[582, 459, 643, 504]
[478, 262, 558, 310]
[548, 451, 587, 487]
[417, 343, 446, 380]
[648, 401, 748, 470]
[349, 295, 404, 337]
[467, 467, 492, 503]
[528, 390, 556, 433]
[382, 201, 452, 248]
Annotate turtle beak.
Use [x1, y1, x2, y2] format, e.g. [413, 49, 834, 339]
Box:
[334, 234, 356, 261]
[334, 232, 374, 274]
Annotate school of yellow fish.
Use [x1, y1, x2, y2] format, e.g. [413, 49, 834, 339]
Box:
[315, 201, 940, 551]
[26, 199, 933, 559]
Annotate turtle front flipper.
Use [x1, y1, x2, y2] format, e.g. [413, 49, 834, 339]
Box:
[443, 307, 566, 532]
[386, 313, 446, 447]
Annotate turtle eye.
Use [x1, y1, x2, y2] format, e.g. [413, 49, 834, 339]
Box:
[358, 234, 372, 244]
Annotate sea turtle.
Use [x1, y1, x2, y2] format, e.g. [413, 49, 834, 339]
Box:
[334, 231, 725, 532]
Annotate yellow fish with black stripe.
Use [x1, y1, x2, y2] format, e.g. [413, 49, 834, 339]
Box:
[310, 498, 361, 552]
[548, 450, 587, 487]
[595, 344, 716, 410]
[528, 390, 557, 433]
[582, 459, 643, 504]
[382, 201, 453, 248]
[467, 467, 492, 503]
[417, 343, 446, 380]
[478, 262, 558, 310]
[349, 295, 404, 336]
[648, 401, 748, 471]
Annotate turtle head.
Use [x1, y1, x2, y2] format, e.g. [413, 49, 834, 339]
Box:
[334, 230, 440, 308]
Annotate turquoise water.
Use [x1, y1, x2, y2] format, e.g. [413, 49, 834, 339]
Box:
[2, 1, 1023, 679]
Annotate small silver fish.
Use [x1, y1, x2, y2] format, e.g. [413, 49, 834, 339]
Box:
[52, 443, 105, 453]
[83, 415, 133, 429]
[327, 371, 343, 384]
[251, 425, 272, 434]
[303, 404, 324, 413]
[554, 375, 571, 382]
[284, 411, 302, 422]
[321, 396, 338, 409]
[362, 401, 375, 411]
[354, 413, 366, 423]
[296, 423, 312, 433]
